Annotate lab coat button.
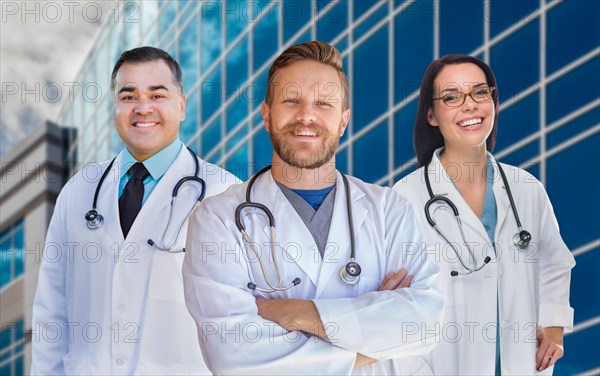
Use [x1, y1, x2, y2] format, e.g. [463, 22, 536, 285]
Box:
[116, 305, 125, 314]
[504, 368, 511, 375]
[501, 320, 508, 329]
[116, 358, 124, 366]
[498, 266, 504, 276]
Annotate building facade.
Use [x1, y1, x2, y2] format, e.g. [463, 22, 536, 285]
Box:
[5, 0, 598, 374]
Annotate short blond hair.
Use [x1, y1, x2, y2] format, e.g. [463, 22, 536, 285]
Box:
[265, 41, 349, 110]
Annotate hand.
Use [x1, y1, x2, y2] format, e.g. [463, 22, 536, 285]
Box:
[378, 269, 413, 291]
[354, 353, 377, 369]
[255, 299, 327, 338]
[536, 327, 564, 371]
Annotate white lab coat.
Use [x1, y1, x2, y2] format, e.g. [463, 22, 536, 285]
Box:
[392, 150, 575, 375]
[183, 170, 444, 375]
[31, 147, 238, 375]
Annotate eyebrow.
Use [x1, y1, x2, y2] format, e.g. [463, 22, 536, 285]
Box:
[118, 84, 170, 94]
[440, 82, 488, 94]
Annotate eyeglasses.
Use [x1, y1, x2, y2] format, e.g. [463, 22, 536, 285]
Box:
[434, 85, 496, 107]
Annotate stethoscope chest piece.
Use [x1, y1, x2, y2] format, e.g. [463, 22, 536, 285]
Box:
[514, 229, 531, 249]
[85, 209, 104, 229]
[339, 260, 361, 285]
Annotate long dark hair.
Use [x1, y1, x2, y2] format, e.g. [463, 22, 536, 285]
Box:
[413, 54, 499, 167]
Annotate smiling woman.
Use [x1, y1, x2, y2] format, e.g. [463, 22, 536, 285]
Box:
[393, 54, 576, 375]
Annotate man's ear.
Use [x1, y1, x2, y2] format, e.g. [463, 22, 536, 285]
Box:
[339, 108, 350, 137]
[261, 101, 271, 132]
[180, 94, 187, 121]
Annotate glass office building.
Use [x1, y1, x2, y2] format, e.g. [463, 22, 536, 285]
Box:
[51, 0, 599, 374]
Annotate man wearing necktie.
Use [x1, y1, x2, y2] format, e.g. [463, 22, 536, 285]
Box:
[31, 47, 238, 374]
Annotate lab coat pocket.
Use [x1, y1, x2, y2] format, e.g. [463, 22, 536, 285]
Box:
[148, 250, 186, 303]
[62, 354, 91, 374]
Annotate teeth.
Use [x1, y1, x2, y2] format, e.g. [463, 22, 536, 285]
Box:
[135, 122, 157, 127]
[458, 118, 482, 127]
[297, 130, 316, 136]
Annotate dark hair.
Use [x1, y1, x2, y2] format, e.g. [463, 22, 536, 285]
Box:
[413, 54, 499, 167]
[110, 46, 183, 94]
[265, 41, 349, 110]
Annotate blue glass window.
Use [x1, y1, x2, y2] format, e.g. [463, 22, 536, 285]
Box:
[569, 247, 600, 325]
[226, 37, 249, 100]
[202, 2, 222, 72]
[283, 0, 311, 42]
[547, 107, 600, 150]
[201, 67, 222, 123]
[353, 26, 388, 133]
[547, 1, 600, 75]
[546, 134, 600, 249]
[490, 19, 539, 101]
[253, 5, 279, 72]
[556, 322, 600, 375]
[226, 0, 250, 46]
[0, 319, 25, 375]
[336, 147, 348, 175]
[317, 0, 347, 43]
[181, 90, 199, 144]
[159, 1, 178, 47]
[440, 0, 484, 56]
[394, 1, 434, 104]
[226, 96, 248, 132]
[226, 143, 250, 180]
[488, 0, 538, 38]
[180, 16, 200, 92]
[353, 0, 379, 21]
[546, 57, 600, 125]
[495, 91, 539, 152]
[394, 100, 418, 168]
[202, 118, 222, 158]
[252, 127, 272, 172]
[0, 220, 24, 288]
[497, 140, 538, 169]
[353, 121, 388, 183]
[353, 2, 386, 41]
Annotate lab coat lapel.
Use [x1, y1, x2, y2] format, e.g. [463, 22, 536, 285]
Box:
[96, 151, 125, 246]
[427, 152, 490, 244]
[316, 172, 367, 298]
[256, 171, 321, 288]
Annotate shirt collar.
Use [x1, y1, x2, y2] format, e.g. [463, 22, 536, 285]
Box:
[120, 138, 183, 180]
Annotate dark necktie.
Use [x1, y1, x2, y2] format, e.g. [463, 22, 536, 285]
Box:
[119, 162, 150, 238]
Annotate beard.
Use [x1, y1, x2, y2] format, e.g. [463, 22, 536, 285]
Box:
[269, 116, 342, 170]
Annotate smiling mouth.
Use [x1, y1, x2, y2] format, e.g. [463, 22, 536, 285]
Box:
[295, 129, 317, 137]
[133, 122, 159, 128]
[457, 117, 483, 127]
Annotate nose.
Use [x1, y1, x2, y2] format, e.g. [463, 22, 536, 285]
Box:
[462, 93, 477, 111]
[134, 98, 154, 115]
[296, 102, 316, 123]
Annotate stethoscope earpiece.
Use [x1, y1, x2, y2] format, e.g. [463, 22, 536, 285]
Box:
[85, 209, 104, 229]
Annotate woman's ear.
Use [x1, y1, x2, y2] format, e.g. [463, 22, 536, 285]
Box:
[427, 108, 438, 127]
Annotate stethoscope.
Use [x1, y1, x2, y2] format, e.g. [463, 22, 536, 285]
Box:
[236, 165, 361, 293]
[424, 156, 531, 277]
[84, 147, 206, 252]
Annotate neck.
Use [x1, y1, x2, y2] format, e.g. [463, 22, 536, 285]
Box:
[271, 155, 337, 190]
[440, 145, 488, 185]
